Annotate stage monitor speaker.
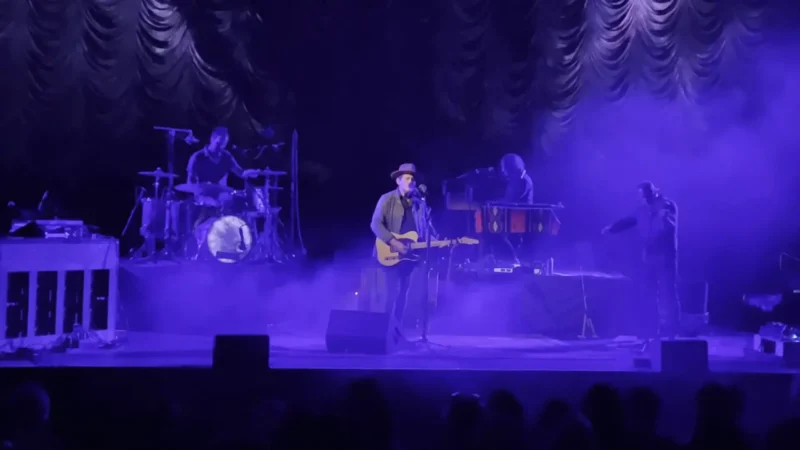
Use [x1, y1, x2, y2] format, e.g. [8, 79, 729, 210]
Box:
[213, 335, 270, 371]
[783, 341, 800, 368]
[325, 310, 403, 355]
[661, 339, 708, 374]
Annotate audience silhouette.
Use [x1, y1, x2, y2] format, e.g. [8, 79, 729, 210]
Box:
[1, 377, 797, 450]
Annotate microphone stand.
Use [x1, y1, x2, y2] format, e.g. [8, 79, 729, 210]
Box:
[151, 126, 195, 259]
[152, 126, 195, 200]
[414, 196, 448, 351]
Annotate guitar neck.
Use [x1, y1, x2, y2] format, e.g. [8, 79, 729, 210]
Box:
[407, 239, 453, 250]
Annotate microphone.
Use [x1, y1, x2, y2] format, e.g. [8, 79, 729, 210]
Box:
[412, 184, 428, 200]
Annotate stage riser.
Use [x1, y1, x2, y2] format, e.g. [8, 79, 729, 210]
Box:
[119, 262, 326, 335]
[433, 276, 712, 338]
[0, 239, 119, 344]
[434, 275, 640, 338]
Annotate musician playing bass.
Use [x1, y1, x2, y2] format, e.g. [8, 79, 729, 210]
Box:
[370, 163, 437, 328]
[602, 181, 680, 338]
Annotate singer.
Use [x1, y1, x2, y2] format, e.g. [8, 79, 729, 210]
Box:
[370, 163, 438, 331]
[186, 126, 257, 185]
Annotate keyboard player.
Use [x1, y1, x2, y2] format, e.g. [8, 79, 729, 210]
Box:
[491, 153, 534, 264]
[500, 153, 533, 205]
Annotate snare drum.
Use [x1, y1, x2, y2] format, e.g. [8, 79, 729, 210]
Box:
[195, 215, 254, 263]
[140, 198, 182, 239]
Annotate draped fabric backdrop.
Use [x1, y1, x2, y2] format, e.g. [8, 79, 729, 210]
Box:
[436, 0, 765, 151]
[0, 0, 287, 171]
[0, 0, 767, 169]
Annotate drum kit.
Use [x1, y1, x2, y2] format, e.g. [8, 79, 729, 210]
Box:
[133, 167, 288, 263]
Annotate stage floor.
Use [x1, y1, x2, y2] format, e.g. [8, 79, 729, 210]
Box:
[0, 330, 794, 373]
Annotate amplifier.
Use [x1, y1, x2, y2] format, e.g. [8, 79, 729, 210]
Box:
[0, 238, 119, 345]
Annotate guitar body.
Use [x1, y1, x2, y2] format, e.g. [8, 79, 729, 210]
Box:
[375, 232, 480, 267]
[376, 231, 422, 267]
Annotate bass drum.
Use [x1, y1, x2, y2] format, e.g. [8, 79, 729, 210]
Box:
[195, 215, 255, 263]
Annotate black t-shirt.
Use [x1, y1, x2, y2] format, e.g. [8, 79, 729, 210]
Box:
[503, 171, 534, 204]
[187, 149, 235, 183]
[399, 196, 417, 234]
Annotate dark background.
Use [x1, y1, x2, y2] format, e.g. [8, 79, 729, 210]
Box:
[1, 0, 799, 297]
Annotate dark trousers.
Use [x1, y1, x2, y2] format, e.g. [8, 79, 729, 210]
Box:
[383, 262, 417, 325]
[642, 253, 681, 337]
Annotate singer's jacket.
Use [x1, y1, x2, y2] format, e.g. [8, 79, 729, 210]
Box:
[370, 189, 437, 246]
[607, 195, 678, 262]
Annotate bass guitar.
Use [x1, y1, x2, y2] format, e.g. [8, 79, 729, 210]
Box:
[375, 231, 479, 267]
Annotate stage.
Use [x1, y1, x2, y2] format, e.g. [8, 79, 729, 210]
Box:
[0, 329, 791, 373]
[1, 253, 791, 373]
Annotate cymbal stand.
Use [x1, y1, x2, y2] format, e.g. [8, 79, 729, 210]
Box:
[124, 187, 147, 258]
[153, 126, 195, 259]
[153, 126, 195, 200]
[253, 175, 284, 262]
[578, 267, 597, 339]
[288, 129, 307, 256]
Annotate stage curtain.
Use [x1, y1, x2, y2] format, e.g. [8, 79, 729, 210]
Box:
[0, 0, 278, 166]
[436, 0, 766, 151]
[0, 0, 771, 166]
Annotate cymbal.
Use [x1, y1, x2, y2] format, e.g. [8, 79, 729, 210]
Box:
[138, 168, 179, 178]
[173, 183, 233, 197]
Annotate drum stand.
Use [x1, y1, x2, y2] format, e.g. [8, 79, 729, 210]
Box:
[250, 176, 284, 262]
[250, 211, 282, 262]
[149, 126, 196, 261]
[132, 175, 178, 262]
[122, 187, 146, 255]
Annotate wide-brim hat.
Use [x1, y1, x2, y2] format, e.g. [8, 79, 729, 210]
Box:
[390, 163, 419, 180]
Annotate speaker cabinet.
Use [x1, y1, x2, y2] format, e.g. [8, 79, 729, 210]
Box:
[325, 310, 404, 355]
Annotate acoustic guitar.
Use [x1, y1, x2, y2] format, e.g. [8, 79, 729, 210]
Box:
[375, 231, 479, 267]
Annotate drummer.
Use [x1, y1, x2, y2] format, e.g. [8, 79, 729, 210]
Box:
[186, 126, 258, 205]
